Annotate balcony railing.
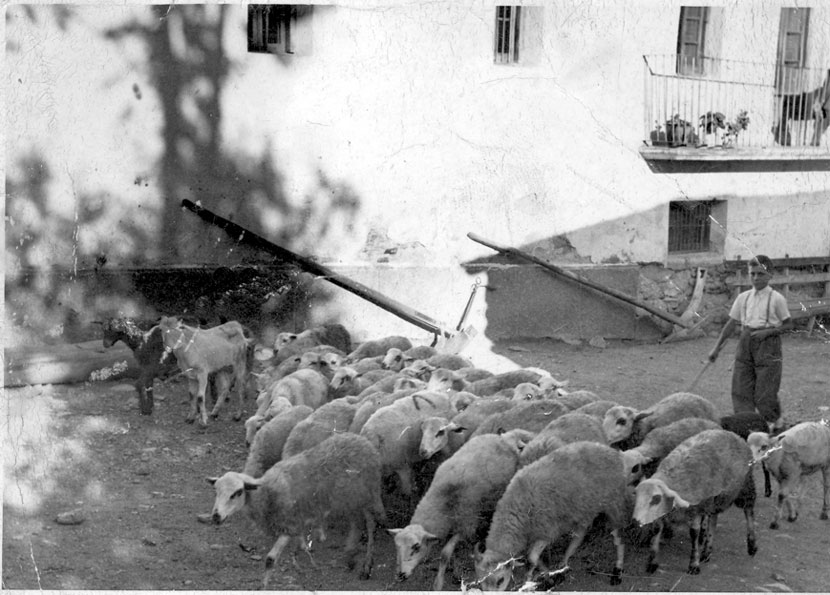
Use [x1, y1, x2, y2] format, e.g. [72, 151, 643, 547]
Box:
[642, 55, 829, 153]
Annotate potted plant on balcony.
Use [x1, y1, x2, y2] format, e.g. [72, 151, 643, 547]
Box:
[699, 109, 750, 148]
[722, 110, 750, 148]
[699, 111, 726, 146]
[650, 114, 698, 147]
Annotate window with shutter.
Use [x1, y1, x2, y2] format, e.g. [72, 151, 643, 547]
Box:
[775, 7, 810, 94]
[676, 7, 708, 76]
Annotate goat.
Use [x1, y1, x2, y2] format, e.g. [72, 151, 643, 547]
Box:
[102, 316, 230, 416]
[157, 316, 251, 427]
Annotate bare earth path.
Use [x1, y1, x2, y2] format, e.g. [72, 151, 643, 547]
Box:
[4, 331, 829, 591]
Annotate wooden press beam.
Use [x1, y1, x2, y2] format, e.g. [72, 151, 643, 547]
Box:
[467, 232, 692, 330]
[181, 200, 453, 338]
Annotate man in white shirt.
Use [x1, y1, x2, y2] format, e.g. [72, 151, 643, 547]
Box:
[708, 255, 794, 433]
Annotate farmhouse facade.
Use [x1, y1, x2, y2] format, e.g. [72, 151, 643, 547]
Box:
[5, 2, 829, 350]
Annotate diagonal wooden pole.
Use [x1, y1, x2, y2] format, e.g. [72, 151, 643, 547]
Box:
[181, 200, 453, 339]
[467, 232, 692, 330]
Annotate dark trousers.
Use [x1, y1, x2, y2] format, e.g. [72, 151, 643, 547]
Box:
[731, 329, 782, 424]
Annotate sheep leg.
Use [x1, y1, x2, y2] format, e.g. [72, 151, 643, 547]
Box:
[343, 519, 361, 571]
[821, 467, 830, 520]
[645, 520, 664, 574]
[700, 514, 716, 563]
[786, 476, 802, 523]
[433, 532, 461, 591]
[743, 504, 758, 556]
[263, 534, 292, 589]
[687, 513, 704, 574]
[359, 509, 377, 580]
[526, 539, 551, 579]
[609, 528, 624, 585]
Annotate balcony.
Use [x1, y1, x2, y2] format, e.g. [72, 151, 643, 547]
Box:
[640, 55, 830, 172]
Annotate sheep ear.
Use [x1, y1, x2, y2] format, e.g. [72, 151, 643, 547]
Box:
[387, 528, 403, 536]
[662, 485, 691, 509]
[243, 480, 259, 491]
[633, 411, 653, 423]
[206, 477, 219, 485]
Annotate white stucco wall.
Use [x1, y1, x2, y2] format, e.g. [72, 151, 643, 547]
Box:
[5, 1, 830, 345]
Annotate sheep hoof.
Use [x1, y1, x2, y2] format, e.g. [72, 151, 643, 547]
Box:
[820, 511, 828, 520]
[359, 563, 373, 580]
[646, 560, 659, 574]
[610, 567, 623, 586]
[747, 538, 758, 556]
[787, 512, 798, 523]
[687, 564, 701, 575]
[769, 520, 779, 530]
[185, 416, 195, 424]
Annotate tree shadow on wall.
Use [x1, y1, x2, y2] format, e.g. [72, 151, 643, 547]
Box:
[5, 5, 363, 341]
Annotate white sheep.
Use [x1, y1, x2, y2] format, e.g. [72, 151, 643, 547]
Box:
[417, 396, 515, 457]
[273, 323, 352, 364]
[358, 390, 457, 496]
[621, 417, 722, 486]
[261, 368, 329, 411]
[347, 335, 413, 362]
[400, 359, 436, 381]
[426, 368, 544, 397]
[244, 395, 293, 446]
[348, 388, 421, 434]
[252, 354, 302, 393]
[208, 432, 385, 587]
[390, 431, 527, 590]
[381, 345, 439, 371]
[602, 391, 719, 447]
[281, 399, 358, 459]
[510, 382, 544, 402]
[633, 428, 758, 575]
[455, 366, 494, 382]
[572, 399, 619, 421]
[471, 399, 571, 438]
[519, 411, 607, 466]
[329, 366, 397, 399]
[747, 420, 830, 529]
[425, 352, 474, 371]
[242, 405, 314, 476]
[550, 389, 601, 411]
[474, 441, 631, 590]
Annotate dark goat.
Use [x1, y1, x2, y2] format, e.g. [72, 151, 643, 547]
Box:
[772, 70, 830, 146]
[102, 317, 180, 415]
[102, 317, 232, 416]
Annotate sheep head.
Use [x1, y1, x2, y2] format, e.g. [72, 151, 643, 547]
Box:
[207, 472, 259, 524]
[389, 524, 439, 580]
[474, 544, 520, 591]
[633, 478, 690, 526]
[602, 405, 638, 444]
[511, 382, 543, 402]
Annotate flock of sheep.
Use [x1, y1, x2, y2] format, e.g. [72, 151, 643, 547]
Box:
[107, 317, 830, 591]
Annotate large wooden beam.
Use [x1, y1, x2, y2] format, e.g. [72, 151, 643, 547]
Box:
[467, 232, 692, 330]
[181, 200, 453, 339]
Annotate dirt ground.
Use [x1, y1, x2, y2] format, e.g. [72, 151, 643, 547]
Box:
[3, 329, 830, 592]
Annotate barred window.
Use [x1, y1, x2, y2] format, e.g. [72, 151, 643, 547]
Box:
[495, 6, 521, 64]
[668, 200, 715, 253]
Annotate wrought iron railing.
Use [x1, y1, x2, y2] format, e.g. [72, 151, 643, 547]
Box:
[643, 55, 830, 150]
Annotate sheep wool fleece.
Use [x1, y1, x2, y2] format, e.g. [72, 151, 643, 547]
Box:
[651, 429, 752, 507]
